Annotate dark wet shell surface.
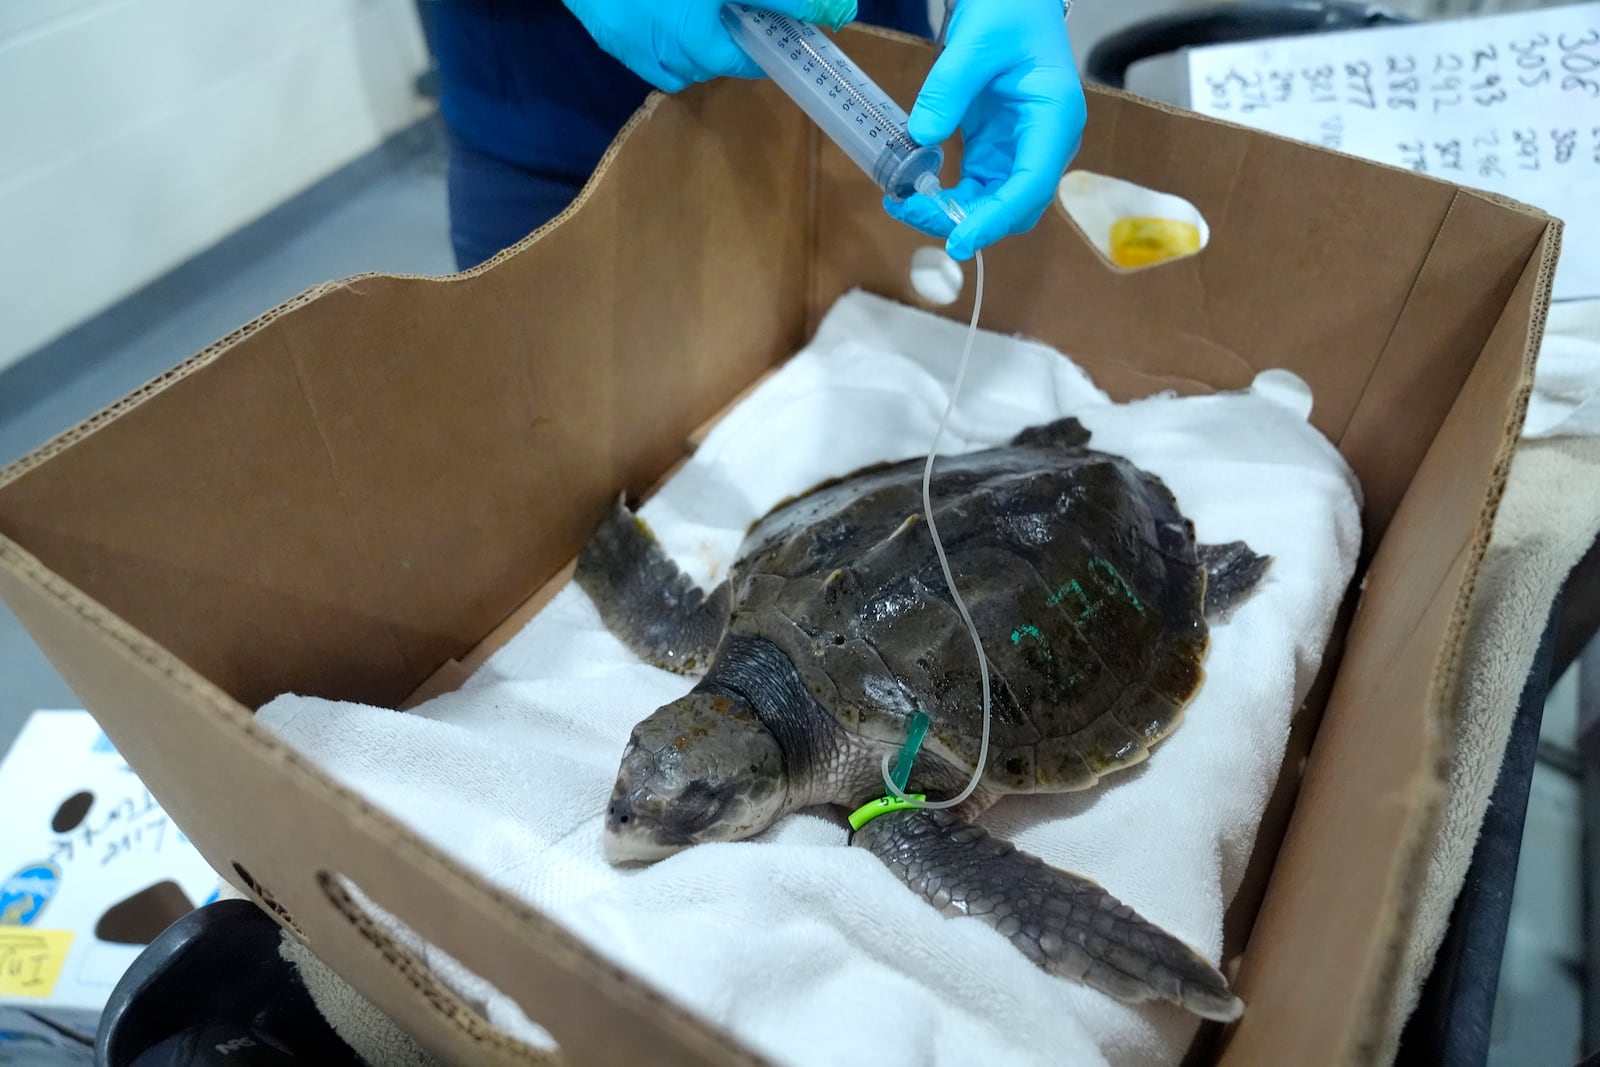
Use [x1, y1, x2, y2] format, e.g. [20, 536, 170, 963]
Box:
[725, 438, 1208, 795]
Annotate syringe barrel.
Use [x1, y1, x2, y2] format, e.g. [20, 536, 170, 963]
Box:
[721, 4, 943, 200]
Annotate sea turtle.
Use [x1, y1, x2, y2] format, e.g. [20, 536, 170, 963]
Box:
[574, 415, 1268, 1021]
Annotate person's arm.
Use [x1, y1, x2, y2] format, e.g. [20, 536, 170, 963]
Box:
[560, 0, 856, 93]
[560, 0, 1085, 260]
[885, 0, 1086, 261]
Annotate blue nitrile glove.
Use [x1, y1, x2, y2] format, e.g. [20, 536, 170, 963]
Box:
[562, 0, 859, 94]
[885, 0, 1086, 260]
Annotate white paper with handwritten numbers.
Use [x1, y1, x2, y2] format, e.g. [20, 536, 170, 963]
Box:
[1186, 3, 1600, 301]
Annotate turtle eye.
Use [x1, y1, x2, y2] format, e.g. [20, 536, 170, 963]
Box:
[664, 779, 732, 836]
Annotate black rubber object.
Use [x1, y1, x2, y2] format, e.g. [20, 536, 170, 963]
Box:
[1084, 2, 1412, 89]
[127, 1025, 300, 1067]
[95, 899, 364, 1066]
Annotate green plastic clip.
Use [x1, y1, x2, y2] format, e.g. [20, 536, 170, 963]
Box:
[890, 711, 930, 792]
[847, 711, 932, 832]
[848, 794, 927, 831]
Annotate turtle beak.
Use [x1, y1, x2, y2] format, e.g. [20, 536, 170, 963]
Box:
[602, 793, 693, 865]
[603, 827, 686, 864]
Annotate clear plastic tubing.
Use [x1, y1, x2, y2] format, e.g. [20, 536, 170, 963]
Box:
[726, 4, 989, 811]
[721, 3, 961, 217]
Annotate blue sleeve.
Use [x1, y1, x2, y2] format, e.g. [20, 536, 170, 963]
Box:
[425, 0, 929, 176]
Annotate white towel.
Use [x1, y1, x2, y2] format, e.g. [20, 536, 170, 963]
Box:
[258, 290, 1362, 1067]
[1523, 299, 1600, 440]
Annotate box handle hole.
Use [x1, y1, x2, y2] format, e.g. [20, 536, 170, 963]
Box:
[908, 245, 965, 306]
[1251, 368, 1315, 422]
[231, 861, 304, 940]
[316, 870, 559, 1061]
[1054, 170, 1210, 273]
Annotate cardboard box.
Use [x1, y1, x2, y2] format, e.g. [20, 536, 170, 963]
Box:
[0, 26, 1558, 1067]
[0, 710, 223, 1017]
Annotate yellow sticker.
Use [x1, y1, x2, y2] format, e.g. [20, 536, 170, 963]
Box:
[0, 928, 73, 999]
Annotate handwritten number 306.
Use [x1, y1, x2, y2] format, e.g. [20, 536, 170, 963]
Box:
[1560, 28, 1600, 95]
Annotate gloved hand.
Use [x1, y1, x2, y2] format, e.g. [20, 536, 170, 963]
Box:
[562, 0, 859, 93]
[885, 0, 1087, 260]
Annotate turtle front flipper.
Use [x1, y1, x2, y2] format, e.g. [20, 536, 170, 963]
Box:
[574, 496, 730, 677]
[851, 807, 1243, 1022]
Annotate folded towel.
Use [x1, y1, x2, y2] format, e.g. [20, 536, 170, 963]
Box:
[259, 290, 1362, 1067]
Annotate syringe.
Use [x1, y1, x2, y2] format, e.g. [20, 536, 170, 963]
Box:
[721, 4, 966, 225]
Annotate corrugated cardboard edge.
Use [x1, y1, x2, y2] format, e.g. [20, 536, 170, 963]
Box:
[1361, 216, 1561, 1064]
[0, 89, 666, 493]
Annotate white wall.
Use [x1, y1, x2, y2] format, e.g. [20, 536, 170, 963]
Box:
[0, 0, 435, 373]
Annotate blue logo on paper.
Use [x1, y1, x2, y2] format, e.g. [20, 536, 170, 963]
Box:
[0, 862, 62, 926]
[91, 731, 116, 754]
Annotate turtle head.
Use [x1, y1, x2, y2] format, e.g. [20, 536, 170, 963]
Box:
[603, 691, 789, 864]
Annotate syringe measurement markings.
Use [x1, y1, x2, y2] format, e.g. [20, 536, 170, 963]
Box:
[759, 12, 918, 152]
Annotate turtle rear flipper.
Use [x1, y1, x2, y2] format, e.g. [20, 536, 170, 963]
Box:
[1198, 541, 1271, 619]
[1010, 416, 1091, 450]
[851, 807, 1243, 1022]
[575, 496, 730, 677]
